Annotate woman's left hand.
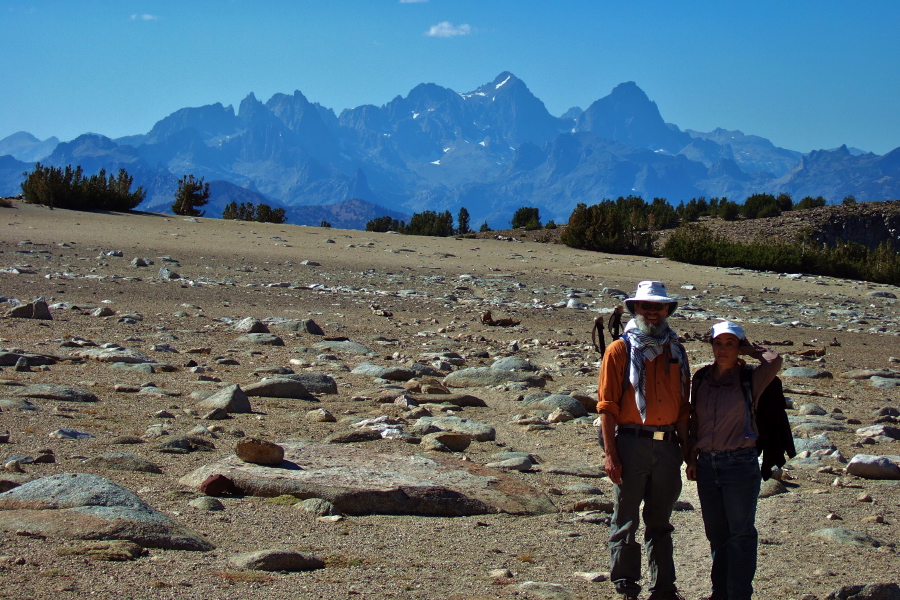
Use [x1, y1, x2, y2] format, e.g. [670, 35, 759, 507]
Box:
[740, 341, 764, 359]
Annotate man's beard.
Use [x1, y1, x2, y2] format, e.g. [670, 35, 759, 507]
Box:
[634, 314, 668, 338]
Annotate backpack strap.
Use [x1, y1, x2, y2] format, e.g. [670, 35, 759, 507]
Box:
[691, 365, 711, 404]
[739, 365, 758, 439]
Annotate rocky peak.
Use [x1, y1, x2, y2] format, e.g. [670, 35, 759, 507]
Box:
[576, 81, 692, 154]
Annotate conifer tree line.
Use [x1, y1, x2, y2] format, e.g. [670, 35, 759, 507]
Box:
[559, 193, 897, 286]
[221, 201, 287, 224]
[560, 193, 854, 253]
[366, 208, 475, 236]
[20, 163, 145, 210]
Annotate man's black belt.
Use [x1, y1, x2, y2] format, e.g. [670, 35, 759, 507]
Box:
[617, 426, 679, 443]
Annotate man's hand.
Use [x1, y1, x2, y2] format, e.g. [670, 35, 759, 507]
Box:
[600, 412, 621, 484]
[605, 453, 623, 484]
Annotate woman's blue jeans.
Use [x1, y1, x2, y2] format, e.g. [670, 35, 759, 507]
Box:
[696, 446, 761, 600]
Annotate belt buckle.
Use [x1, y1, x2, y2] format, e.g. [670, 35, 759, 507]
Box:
[653, 431, 665, 441]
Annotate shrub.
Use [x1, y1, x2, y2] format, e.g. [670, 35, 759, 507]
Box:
[366, 216, 405, 233]
[320, 220, 332, 228]
[661, 223, 900, 286]
[718, 199, 740, 221]
[843, 195, 857, 205]
[650, 197, 678, 229]
[795, 196, 827, 210]
[512, 206, 540, 229]
[742, 193, 790, 219]
[479, 221, 492, 233]
[677, 200, 700, 223]
[560, 196, 657, 256]
[172, 175, 209, 217]
[523, 217, 541, 231]
[20, 163, 145, 211]
[254, 203, 286, 224]
[545, 220, 557, 230]
[405, 210, 454, 236]
[659, 223, 731, 266]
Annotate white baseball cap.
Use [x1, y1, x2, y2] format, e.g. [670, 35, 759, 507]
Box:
[710, 321, 746, 341]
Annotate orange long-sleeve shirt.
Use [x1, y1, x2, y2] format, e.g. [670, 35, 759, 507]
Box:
[596, 338, 690, 427]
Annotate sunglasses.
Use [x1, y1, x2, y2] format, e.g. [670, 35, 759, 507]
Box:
[637, 302, 667, 311]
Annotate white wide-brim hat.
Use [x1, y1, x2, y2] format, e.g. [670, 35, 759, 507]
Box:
[625, 280, 678, 315]
[710, 320, 746, 341]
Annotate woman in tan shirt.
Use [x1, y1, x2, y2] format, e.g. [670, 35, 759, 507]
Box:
[686, 321, 782, 600]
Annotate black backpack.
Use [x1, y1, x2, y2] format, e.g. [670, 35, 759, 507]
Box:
[692, 364, 796, 481]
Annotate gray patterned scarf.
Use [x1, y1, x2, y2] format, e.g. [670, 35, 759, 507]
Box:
[622, 318, 687, 422]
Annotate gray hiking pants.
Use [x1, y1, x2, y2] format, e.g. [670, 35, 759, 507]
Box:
[608, 432, 683, 596]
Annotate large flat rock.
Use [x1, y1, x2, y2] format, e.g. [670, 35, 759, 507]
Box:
[0, 473, 212, 550]
[179, 442, 557, 517]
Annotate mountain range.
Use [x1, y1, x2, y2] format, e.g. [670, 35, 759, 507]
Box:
[1, 73, 898, 229]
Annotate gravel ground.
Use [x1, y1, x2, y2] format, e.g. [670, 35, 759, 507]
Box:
[0, 202, 898, 600]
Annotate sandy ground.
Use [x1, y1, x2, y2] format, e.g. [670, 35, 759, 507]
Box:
[0, 202, 898, 600]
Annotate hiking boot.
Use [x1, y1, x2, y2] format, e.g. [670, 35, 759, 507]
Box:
[647, 590, 686, 600]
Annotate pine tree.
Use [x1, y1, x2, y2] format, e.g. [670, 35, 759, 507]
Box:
[457, 207, 471, 235]
[172, 175, 210, 217]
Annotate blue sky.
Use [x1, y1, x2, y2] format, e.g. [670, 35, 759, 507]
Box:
[2, 1, 898, 154]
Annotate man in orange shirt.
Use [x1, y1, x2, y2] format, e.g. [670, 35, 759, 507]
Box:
[597, 281, 690, 600]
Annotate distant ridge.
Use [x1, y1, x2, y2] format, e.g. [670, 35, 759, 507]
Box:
[283, 198, 410, 230]
[1, 73, 897, 229]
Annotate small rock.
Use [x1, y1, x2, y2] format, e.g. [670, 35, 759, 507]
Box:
[188, 496, 225, 511]
[297, 498, 341, 517]
[197, 384, 252, 414]
[56, 540, 147, 562]
[516, 581, 577, 600]
[760, 479, 789, 498]
[306, 408, 336, 422]
[420, 432, 471, 452]
[235, 438, 285, 466]
[229, 549, 325, 572]
[4, 460, 24, 473]
[231, 317, 269, 334]
[49, 429, 95, 440]
[199, 474, 239, 496]
[202, 407, 230, 421]
[573, 497, 614, 513]
[811, 527, 882, 548]
[82, 453, 162, 474]
[486, 457, 533, 471]
[155, 435, 214, 454]
[845, 454, 900, 480]
[243, 378, 310, 399]
[235, 333, 284, 346]
[826, 582, 900, 600]
[573, 571, 608, 582]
